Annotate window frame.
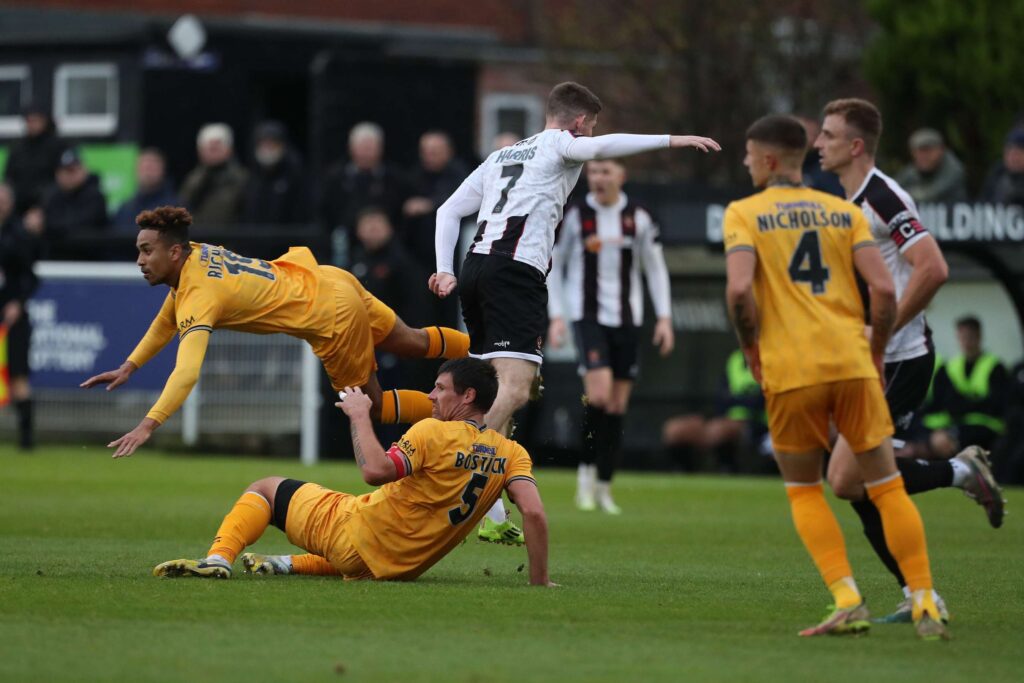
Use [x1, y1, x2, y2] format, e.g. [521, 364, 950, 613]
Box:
[479, 92, 544, 157]
[0, 65, 31, 138]
[53, 62, 119, 137]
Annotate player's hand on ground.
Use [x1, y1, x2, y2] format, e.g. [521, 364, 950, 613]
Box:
[547, 317, 567, 349]
[108, 421, 155, 458]
[742, 344, 762, 384]
[429, 272, 457, 299]
[652, 317, 675, 357]
[336, 386, 373, 418]
[668, 135, 721, 153]
[81, 361, 136, 391]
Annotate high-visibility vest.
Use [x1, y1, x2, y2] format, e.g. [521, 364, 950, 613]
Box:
[725, 349, 764, 422]
[924, 352, 1006, 434]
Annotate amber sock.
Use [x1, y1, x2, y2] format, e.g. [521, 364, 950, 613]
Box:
[785, 482, 856, 605]
[291, 554, 341, 576]
[425, 326, 470, 359]
[379, 389, 434, 424]
[206, 491, 272, 564]
[865, 473, 933, 593]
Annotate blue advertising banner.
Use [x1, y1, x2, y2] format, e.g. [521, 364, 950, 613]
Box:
[28, 280, 176, 390]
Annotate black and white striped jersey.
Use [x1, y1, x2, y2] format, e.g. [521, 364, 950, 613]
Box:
[547, 192, 672, 328]
[851, 167, 931, 363]
[435, 130, 671, 276]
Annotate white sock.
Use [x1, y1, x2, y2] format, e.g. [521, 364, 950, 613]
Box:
[950, 458, 971, 488]
[901, 585, 911, 599]
[486, 498, 507, 524]
[206, 553, 229, 566]
[577, 463, 594, 494]
[596, 480, 612, 500]
[280, 555, 293, 572]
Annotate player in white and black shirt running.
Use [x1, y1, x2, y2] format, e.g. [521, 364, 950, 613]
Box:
[816, 98, 1004, 622]
[431, 82, 717, 435]
[547, 159, 673, 513]
[431, 83, 717, 539]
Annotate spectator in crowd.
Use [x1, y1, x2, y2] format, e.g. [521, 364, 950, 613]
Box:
[319, 122, 408, 261]
[980, 127, 1024, 206]
[895, 128, 968, 204]
[350, 206, 430, 324]
[3, 104, 67, 215]
[403, 131, 468, 278]
[112, 148, 180, 232]
[925, 316, 1009, 458]
[179, 123, 249, 228]
[662, 349, 770, 472]
[243, 120, 309, 226]
[39, 148, 108, 240]
[0, 182, 41, 449]
[795, 115, 843, 197]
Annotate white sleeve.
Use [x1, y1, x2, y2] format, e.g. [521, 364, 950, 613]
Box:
[561, 133, 671, 163]
[638, 209, 672, 319]
[546, 206, 578, 319]
[435, 164, 486, 274]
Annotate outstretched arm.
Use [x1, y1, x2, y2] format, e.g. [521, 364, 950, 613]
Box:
[563, 133, 720, 163]
[508, 479, 554, 586]
[82, 294, 177, 391]
[336, 386, 399, 485]
[108, 329, 211, 458]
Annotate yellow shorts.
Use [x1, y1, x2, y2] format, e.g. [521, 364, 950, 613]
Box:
[284, 483, 374, 580]
[765, 378, 893, 454]
[320, 266, 397, 345]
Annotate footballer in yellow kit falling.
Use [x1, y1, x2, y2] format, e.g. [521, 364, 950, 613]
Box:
[82, 206, 470, 457]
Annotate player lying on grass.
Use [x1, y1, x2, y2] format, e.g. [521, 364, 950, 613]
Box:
[154, 357, 554, 585]
[82, 206, 469, 458]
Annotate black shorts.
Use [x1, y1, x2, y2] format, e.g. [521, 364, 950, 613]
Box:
[270, 478, 307, 531]
[572, 320, 640, 380]
[884, 351, 936, 440]
[459, 253, 546, 363]
[5, 311, 31, 378]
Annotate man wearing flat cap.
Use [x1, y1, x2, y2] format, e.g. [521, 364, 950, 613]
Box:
[895, 127, 967, 204]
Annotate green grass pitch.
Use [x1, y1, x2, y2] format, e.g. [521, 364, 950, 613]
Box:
[1, 445, 1021, 683]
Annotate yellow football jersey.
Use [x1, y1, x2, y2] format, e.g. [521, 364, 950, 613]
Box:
[723, 186, 877, 394]
[345, 418, 535, 580]
[170, 242, 336, 341]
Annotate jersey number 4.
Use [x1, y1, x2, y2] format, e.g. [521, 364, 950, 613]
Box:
[492, 164, 524, 214]
[788, 231, 829, 294]
[448, 472, 489, 525]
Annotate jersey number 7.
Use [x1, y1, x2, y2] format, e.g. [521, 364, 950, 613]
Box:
[448, 472, 489, 525]
[788, 230, 829, 294]
[492, 164, 524, 214]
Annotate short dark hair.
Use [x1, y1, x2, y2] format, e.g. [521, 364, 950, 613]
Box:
[956, 315, 982, 335]
[355, 205, 391, 225]
[822, 98, 883, 156]
[745, 114, 808, 152]
[437, 357, 499, 413]
[547, 82, 603, 123]
[136, 206, 191, 247]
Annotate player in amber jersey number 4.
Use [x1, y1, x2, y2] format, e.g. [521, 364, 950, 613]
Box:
[723, 115, 947, 640]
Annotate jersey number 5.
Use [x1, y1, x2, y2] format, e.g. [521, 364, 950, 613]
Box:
[492, 164, 524, 214]
[448, 472, 489, 525]
[788, 231, 829, 294]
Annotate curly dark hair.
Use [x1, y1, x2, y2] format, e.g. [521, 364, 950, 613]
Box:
[136, 206, 192, 246]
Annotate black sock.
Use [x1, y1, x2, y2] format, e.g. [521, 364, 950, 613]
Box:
[896, 457, 954, 495]
[581, 404, 606, 466]
[851, 498, 905, 589]
[15, 399, 34, 450]
[598, 413, 624, 482]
